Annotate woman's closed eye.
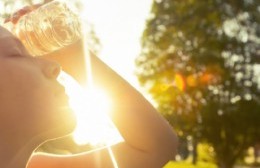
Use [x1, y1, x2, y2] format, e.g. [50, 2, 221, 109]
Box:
[6, 46, 23, 57]
[6, 52, 35, 63]
[6, 38, 30, 57]
[8, 52, 26, 58]
[9, 49, 31, 58]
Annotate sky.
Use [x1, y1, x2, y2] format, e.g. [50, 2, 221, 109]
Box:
[81, 0, 153, 88]
[0, 0, 154, 145]
[71, 0, 155, 144]
[0, 0, 154, 87]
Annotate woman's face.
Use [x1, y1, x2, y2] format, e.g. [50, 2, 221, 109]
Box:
[0, 26, 76, 140]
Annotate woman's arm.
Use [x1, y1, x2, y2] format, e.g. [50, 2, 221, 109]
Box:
[91, 53, 178, 167]
[7, 4, 178, 167]
[28, 41, 178, 168]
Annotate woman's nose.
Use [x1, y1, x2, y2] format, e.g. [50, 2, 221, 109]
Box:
[42, 60, 61, 79]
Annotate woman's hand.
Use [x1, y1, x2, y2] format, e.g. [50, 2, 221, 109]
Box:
[5, 2, 87, 85]
[41, 39, 87, 85]
[4, 4, 42, 24]
[28, 53, 178, 168]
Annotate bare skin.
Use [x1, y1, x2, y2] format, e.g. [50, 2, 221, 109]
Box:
[0, 26, 76, 168]
[28, 41, 178, 168]
[1, 3, 178, 168]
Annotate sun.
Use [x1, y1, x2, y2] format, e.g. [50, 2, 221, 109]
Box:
[58, 71, 123, 146]
[72, 86, 123, 146]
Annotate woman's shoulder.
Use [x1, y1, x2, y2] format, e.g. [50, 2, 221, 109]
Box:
[28, 146, 115, 168]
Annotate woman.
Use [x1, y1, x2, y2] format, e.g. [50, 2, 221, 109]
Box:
[0, 6, 178, 168]
[0, 26, 76, 168]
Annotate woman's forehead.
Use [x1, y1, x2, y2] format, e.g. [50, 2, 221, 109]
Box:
[0, 26, 14, 38]
[0, 26, 24, 54]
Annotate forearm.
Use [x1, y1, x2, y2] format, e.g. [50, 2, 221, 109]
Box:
[42, 41, 178, 166]
[42, 40, 87, 85]
[89, 53, 178, 156]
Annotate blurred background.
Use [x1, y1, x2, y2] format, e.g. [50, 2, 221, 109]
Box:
[1, 0, 260, 168]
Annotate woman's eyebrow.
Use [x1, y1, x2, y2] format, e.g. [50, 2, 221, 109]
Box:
[12, 37, 31, 55]
[0, 36, 25, 55]
[0, 36, 22, 48]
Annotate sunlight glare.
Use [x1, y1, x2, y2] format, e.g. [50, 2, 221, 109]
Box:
[57, 0, 154, 166]
[58, 71, 123, 146]
[76, 1, 123, 167]
[108, 147, 119, 168]
[72, 87, 122, 146]
[56, 0, 125, 147]
[77, 0, 153, 87]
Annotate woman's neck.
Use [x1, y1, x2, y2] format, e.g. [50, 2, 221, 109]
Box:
[0, 136, 40, 168]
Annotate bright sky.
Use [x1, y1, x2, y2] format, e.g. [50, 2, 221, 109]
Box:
[0, 0, 154, 145]
[0, 0, 153, 87]
[81, 0, 153, 87]
[72, 0, 154, 145]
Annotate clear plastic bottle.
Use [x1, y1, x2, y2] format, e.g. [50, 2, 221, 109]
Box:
[4, 0, 82, 56]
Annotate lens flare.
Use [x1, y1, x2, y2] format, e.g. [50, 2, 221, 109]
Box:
[175, 73, 185, 91]
[58, 1, 122, 167]
[108, 147, 119, 168]
[58, 71, 123, 146]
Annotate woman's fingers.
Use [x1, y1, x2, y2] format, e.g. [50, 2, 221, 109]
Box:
[4, 4, 43, 24]
[4, 6, 33, 24]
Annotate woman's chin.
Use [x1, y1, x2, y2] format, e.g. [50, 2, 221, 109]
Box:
[51, 106, 77, 137]
[61, 107, 77, 131]
[47, 120, 77, 141]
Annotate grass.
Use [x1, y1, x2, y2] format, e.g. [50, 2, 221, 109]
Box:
[163, 161, 218, 168]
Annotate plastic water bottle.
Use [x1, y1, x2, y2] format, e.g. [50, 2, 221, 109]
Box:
[4, 0, 82, 56]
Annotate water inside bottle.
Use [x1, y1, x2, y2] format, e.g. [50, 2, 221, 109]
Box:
[12, 0, 82, 56]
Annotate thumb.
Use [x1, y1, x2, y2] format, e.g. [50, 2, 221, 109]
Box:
[4, 4, 43, 24]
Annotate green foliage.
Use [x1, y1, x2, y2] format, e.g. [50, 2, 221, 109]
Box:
[136, 0, 260, 167]
[197, 143, 215, 163]
[163, 161, 217, 168]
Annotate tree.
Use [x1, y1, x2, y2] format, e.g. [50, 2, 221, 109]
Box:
[135, 0, 260, 167]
